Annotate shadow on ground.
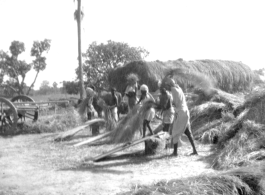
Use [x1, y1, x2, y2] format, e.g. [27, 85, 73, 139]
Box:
[60, 150, 170, 174]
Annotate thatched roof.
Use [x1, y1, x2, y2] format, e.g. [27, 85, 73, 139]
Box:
[108, 59, 254, 94]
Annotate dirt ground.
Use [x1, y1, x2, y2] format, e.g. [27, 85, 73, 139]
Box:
[0, 131, 217, 195]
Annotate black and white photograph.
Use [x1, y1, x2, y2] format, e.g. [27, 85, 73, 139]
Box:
[0, 0, 265, 194]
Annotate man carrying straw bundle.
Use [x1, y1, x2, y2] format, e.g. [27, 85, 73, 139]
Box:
[163, 78, 198, 156]
[137, 84, 156, 137]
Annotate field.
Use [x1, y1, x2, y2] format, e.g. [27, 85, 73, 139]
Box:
[1, 86, 265, 195]
[0, 122, 215, 195]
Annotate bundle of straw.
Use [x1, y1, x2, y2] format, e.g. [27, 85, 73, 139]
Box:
[164, 67, 216, 95]
[110, 99, 156, 143]
[126, 73, 139, 85]
[97, 98, 117, 131]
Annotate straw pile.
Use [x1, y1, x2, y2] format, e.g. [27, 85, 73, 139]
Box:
[213, 120, 265, 170]
[108, 60, 166, 93]
[109, 99, 155, 143]
[190, 101, 229, 139]
[164, 67, 216, 94]
[235, 88, 265, 125]
[119, 162, 265, 195]
[22, 107, 82, 134]
[108, 59, 254, 93]
[191, 88, 244, 108]
[126, 73, 139, 85]
[188, 88, 245, 144]
[166, 59, 254, 92]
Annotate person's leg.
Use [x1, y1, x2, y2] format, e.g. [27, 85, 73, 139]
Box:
[142, 120, 147, 138]
[87, 111, 92, 120]
[172, 143, 178, 156]
[163, 123, 170, 132]
[184, 124, 198, 155]
[114, 107, 118, 122]
[146, 120, 154, 135]
[162, 123, 171, 149]
[111, 108, 118, 122]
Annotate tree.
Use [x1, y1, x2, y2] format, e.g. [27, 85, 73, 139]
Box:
[0, 39, 51, 95]
[53, 82, 58, 89]
[27, 39, 51, 94]
[39, 80, 50, 95]
[81, 40, 149, 90]
[62, 81, 79, 94]
[74, 0, 86, 100]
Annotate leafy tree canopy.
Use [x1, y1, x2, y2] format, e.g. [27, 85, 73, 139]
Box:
[0, 39, 51, 96]
[62, 81, 79, 95]
[79, 40, 149, 91]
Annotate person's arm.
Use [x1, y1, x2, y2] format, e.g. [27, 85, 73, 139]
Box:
[137, 96, 144, 104]
[124, 86, 129, 97]
[109, 95, 118, 109]
[171, 88, 180, 109]
[147, 92, 155, 102]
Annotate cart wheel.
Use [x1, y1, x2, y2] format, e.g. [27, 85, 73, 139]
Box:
[0, 97, 18, 133]
[11, 95, 38, 122]
[11, 95, 35, 103]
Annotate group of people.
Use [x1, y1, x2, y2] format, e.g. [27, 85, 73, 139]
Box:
[84, 76, 198, 157]
[123, 77, 198, 156]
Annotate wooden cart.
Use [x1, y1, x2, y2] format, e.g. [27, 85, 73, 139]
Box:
[0, 95, 69, 133]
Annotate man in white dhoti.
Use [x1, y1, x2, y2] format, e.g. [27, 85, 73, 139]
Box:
[137, 84, 156, 137]
[164, 78, 198, 156]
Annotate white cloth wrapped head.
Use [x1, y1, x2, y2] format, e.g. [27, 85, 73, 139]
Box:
[140, 84, 149, 93]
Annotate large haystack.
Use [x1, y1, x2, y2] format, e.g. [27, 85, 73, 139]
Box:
[108, 59, 254, 93]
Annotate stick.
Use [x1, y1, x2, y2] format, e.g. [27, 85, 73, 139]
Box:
[54, 118, 105, 141]
[93, 131, 165, 162]
[73, 131, 112, 147]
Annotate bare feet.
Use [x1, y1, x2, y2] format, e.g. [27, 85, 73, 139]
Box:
[170, 152, 178, 157]
[189, 151, 198, 156]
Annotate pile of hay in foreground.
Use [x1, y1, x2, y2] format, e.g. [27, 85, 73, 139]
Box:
[200, 89, 265, 170]
[118, 162, 265, 195]
[189, 89, 244, 142]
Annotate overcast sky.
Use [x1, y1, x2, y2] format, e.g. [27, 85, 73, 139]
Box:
[0, 0, 264, 89]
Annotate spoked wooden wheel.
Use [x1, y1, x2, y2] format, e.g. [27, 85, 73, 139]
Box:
[0, 97, 18, 133]
[11, 95, 35, 103]
[11, 95, 38, 122]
